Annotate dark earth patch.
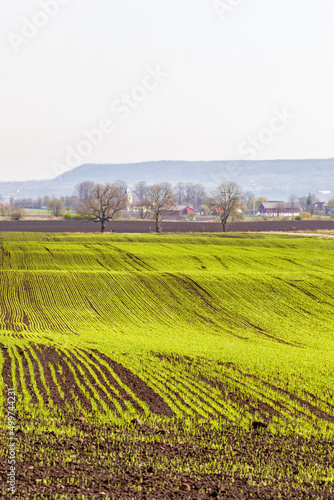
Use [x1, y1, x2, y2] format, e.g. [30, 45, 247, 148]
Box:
[1, 219, 334, 233]
[1, 344, 12, 390]
[0, 416, 333, 499]
[33, 344, 90, 411]
[95, 351, 174, 417]
[15, 346, 38, 406]
[82, 349, 145, 414]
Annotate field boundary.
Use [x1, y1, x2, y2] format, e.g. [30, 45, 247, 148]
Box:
[0, 219, 334, 233]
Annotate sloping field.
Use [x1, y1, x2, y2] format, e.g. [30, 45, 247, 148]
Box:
[0, 233, 333, 498]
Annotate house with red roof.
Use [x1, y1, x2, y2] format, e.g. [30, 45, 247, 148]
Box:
[164, 205, 195, 219]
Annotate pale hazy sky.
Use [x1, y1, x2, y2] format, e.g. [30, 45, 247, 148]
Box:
[1, 0, 334, 181]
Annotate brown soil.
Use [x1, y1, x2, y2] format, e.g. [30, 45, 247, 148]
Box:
[1, 345, 333, 498]
[0, 417, 333, 499]
[0, 219, 334, 233]
[95, 350, 174, 417]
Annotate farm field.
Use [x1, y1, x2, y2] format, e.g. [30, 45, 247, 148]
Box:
[1, 218, 334, 233]
[0, 232, 334, 499]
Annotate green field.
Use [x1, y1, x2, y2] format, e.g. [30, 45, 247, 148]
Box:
[0, 232, 333, 498]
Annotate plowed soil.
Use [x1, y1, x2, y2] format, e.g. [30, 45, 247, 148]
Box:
[0, 417, 333, 499]
[0, 219, 334, 233]
[1, 345, 333, 498]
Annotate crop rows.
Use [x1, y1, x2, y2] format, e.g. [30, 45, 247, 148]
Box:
[0, 232, 334, 497]
[1, 269, 334, 352]
[1, 343, 333, 438]
[0, 344, 166, 419]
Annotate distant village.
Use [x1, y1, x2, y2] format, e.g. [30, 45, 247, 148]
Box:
[0, 181, 333, 221]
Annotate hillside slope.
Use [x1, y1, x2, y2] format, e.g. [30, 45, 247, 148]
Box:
[1, 233, 333, 497]
[1, 158, 334, 199]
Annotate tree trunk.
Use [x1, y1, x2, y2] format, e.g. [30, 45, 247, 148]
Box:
[221, 216, 227, 232]
[100, 218, 106, 233]
[156, 215, 161, 233]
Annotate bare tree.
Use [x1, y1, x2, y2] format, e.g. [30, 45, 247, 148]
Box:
[243, 191, 256, 214]
[190, 184, 206, 210]
[184, 183, 194, 205]
[133, 181, 148, 202]
[42, 195, 50, 207]
[78, 181, 128, 233]
[298, 196, 307, 212]
[327, 197, 334, 214]
[306, 193, 317, 216]
[137, 200, 151, 220]
[179, 183, 206, 210]
[75, 181, 95, 201]
[212, 182, 242, 232]
[60, 195, 79, 212]
[276, 202, 284, 219]
[48, 198, 65, 217]
[174, 182, 185, 205]
[133, 181, 150, 219]
[289, 194, 298, 210]
[146, 183, 175, 233]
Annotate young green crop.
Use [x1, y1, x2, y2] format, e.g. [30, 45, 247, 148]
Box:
[0, 232, 334, 497]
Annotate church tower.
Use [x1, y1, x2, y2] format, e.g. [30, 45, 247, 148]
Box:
[125, 187, 133, 211]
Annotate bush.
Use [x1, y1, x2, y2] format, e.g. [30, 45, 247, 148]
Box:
[295, 215, 302, 221]
[232, 212, 244, 222]
[64, 213, 91, 221]
[10, 205, 24, 220]
[300, 212, 312, 219]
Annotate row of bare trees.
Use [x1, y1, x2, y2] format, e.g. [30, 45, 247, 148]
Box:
[76, 181, 242, 233]
[133, 181, 207, 212]
[76, 181, 175, 233]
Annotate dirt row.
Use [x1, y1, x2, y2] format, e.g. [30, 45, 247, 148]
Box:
[3, 344, 334, 425]
[0, 344, 174, 417]
[0, 219, 334, 233]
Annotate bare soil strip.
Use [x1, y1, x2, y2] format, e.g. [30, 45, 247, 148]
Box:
[1, 219, 334, 233]
[85, 349, 145, 414]
[1, 345, 12, 389]
[95, 351, 174, 417]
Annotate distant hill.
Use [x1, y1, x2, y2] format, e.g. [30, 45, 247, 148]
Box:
[1, 159, 334, 201]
